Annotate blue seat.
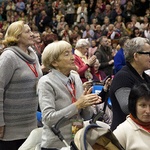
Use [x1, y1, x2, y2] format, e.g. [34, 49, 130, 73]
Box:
[108, 98, 112, 108]
[92, 85, 112, 108]
[36, 111, 42, 122]
[92, 85, 103, 94]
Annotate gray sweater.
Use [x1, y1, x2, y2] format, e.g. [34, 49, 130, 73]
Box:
[0, 46, 43, 141]
[38, 69, 93, 149]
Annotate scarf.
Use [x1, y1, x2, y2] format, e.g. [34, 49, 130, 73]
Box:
[130, 114, 150, 132]
[74, 49, 93, 80]
[74, 49, 88, 64]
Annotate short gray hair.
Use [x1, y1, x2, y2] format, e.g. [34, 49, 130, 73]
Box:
[42, 40, 72, 69]
[124, 37, 150, 63]
[75, 38, 90, 49]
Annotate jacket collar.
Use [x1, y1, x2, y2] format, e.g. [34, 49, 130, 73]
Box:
[126, 62, 150, 82]
[4, 46, 36, 63]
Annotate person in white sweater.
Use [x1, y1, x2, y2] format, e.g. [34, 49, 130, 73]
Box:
[113, 83, 150, 150]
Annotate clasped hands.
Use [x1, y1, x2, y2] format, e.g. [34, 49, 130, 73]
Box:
[74, 87, 101, 109]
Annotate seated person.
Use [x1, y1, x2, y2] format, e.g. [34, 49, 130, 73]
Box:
[92, 59, 106, 83]
[113, 83, 150, 150]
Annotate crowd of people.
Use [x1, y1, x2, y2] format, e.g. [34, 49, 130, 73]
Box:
[0, 0, 149, 52]
[0, 0, 150, 150]
[0, 0, 149, 76]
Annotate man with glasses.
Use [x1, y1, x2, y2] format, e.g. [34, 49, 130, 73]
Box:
[110, 37, 150, 131]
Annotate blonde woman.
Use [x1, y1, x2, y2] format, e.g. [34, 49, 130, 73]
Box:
[0, 21, 43, 150]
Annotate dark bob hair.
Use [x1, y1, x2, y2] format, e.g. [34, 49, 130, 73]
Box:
[128, 83, 150, 118]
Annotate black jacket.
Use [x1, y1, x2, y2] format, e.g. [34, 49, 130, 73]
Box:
[110, 62, 150, 130]
[94, 45, 113, 76]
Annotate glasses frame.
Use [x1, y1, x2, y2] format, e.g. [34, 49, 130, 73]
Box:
[137, 51, 150, 56]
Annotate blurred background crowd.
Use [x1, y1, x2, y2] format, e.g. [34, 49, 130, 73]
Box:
[0, 0, 149, 61]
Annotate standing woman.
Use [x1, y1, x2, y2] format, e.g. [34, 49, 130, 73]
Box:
[76, 0, 88, 23]
[38, 40, 101, 149]
[110, 37, 150, 131]
[0, 21, 43, 150]
[74, 38, 97, 83]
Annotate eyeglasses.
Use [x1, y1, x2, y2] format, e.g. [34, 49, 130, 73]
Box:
[137, 51, 150, 56]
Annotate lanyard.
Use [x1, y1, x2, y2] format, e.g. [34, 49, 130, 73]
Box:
[95, 72, 102, 82]
[67, 81, 76, 103]
[26, 62, 38, 77]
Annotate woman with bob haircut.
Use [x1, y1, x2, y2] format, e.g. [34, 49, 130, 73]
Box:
[37, 40, 101, 150]
[113, 83, 150, 150]
[74, 38, 97, 83]
[0, 21, 43, 150]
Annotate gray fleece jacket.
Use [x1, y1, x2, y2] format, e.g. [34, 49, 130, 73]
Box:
[38, 69, 93, 149]
[0, 46, 43, 141]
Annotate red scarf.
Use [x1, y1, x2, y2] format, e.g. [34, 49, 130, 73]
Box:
[130, 114, 150, 132]
[95, 72, 102, 82]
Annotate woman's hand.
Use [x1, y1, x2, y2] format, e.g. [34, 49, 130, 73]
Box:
[0, 126, 4, 138]
[87, 55, 97, 66]
[103, 77, 112, 92]
[74, 87, 102, 109]
[83, 80, 93, 90]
